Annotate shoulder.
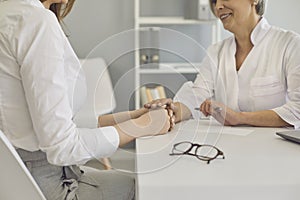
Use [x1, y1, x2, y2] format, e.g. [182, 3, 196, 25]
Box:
[21, 5, 60, 30]
[2, 0, 61, 37]
[269, 27, 300, 62]
[13, 3, 66, 46]
[206, 36, 234, 57]
[268, 26, 300, 46]
[267, 26, 300, 71]
[1, 1, 59, 33]
[2, 0, 58, 24]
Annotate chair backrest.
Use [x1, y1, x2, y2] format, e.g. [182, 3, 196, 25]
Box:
[0, 130, 46, 200]
[74, 57, 116, 128]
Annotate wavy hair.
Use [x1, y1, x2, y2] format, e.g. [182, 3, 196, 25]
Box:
[40, 0, 76, 21]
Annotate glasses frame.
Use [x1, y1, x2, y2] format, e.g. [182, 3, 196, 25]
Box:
[169, 141, 225, 164]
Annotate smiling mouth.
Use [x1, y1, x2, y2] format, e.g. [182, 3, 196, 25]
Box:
[220, 13, 231, 20]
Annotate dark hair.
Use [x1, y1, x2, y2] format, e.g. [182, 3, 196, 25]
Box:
[209, 0, 266, 16]
[40, 0, 76, 22]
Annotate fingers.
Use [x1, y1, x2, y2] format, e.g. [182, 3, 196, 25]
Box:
[166, 107, 176, 132]
[200, 99, 224, 117]
[144, 98, 173, 109]
[143, 97, 178, 133]
[200, 99, 211, 117]
[200, 99, 229, 125]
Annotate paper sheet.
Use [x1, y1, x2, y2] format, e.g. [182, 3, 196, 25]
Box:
[177, 119, 254, 136]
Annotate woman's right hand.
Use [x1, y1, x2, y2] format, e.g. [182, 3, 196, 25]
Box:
[144, 98, 176, 129]
[136, 108, 172, 136]
[115, 107, 172, 146]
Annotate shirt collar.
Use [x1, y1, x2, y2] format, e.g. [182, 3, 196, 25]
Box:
[250, 17, 271, 46]
[224, 17, 272, 55]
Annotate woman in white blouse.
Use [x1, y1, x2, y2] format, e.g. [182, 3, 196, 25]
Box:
[146, 0, 300, 128]
[0, 0, 173, 199]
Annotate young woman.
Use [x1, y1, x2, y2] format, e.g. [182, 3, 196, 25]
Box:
[0, 0, 174, 199]
[145, 0, 300, 128]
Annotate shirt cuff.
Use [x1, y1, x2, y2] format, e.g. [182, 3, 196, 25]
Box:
[273, 106, 300, 129]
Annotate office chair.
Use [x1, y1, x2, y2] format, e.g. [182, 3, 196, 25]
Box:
[74, 57, 116, 128]
[74, 57, 117, 169]
[0, 130, 46, 200]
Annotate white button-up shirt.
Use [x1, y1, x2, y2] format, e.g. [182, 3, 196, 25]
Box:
[175, 18, 300, 128]
[0, 0, 119, 165]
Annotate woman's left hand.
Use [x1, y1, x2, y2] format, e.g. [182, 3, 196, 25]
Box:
[199, 99, 241, 126]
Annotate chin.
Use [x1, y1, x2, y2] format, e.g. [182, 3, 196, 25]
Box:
[222, 24, 229, 31]
[222, 23, 233, 33]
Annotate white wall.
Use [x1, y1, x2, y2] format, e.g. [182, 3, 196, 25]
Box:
[65, 0, 136, 112]
[265, 0, 300, 34]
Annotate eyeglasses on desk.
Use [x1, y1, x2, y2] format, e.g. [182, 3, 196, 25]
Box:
[169, 141, 225, 164]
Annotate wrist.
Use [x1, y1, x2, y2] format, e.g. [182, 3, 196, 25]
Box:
[174, 102, 191, 123]
[238, 112, 248, 125]
[113, 124, 135, 146]
[131, 107, 149, 119]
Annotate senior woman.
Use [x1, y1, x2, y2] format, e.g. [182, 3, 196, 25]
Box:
[0, 0, 174, 199]
[146, 0, 300, 128]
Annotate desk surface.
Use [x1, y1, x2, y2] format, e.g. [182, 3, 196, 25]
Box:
[135, 120, 300, 200]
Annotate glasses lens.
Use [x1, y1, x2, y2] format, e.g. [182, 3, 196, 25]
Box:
[196, 145, 219, 159]
[173, 142, 193, 154]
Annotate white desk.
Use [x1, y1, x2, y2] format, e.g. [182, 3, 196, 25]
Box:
[135, 120, 300, 200]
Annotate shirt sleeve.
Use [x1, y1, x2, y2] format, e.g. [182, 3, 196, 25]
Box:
[174, 47, 216, 119]
[272, 34, 300, 129]
[17, 10, 119, 165]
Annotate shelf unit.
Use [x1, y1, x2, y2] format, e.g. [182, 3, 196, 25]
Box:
[134, 0, 221, 108]
[139, 17, 216, 25]
[139, 62, 200, 74]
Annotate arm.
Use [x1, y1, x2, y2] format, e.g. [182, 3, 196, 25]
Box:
[99, 107, 170, 169]
[271, 36, 300, 128]
[200, 100, 291, 127]
[173, 102, 192, 123]
[239, 110, 290, 127]
[98, 107, 149, 127]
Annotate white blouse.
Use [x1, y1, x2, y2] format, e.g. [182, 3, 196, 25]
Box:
[0, 0, 119, 165]
[175, 18, 300, 128]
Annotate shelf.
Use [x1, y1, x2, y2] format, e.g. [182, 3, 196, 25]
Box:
[134, 0, 220, 108]
[139, 17, 216, 25]
[139, 62, 200, 74]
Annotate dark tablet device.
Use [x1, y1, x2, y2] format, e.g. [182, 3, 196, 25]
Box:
[276, 130, 300, 144]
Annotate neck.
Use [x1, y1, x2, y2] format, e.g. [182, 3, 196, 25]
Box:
[235, 15, 260, 49]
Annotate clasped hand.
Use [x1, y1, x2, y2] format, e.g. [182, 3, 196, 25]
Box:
[145, 98, 241, 126]
[144, 98, 176, 131]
